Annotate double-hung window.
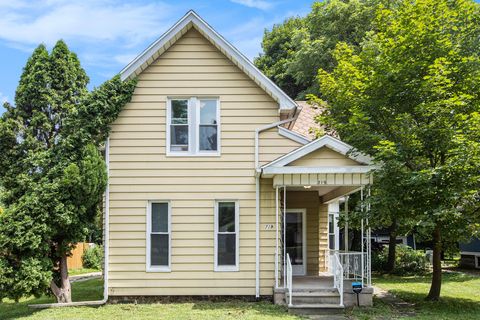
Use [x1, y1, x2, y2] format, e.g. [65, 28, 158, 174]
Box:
[214, 201, 239, 271]
[147, 202, 171, 272]
[167, 97, 220, 156]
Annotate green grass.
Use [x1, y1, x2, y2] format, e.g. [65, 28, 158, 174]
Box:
[0, 279, 300, 320]
[68, 268, 101, 276]
[3, 272, 479, 320]
[351, 272, 480, 320]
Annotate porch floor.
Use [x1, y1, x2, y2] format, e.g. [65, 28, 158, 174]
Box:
[291, 275, 334, 289]
[278, 275, 369, 291]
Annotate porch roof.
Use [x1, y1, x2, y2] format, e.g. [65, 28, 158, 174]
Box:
[260, 135, 376, 188]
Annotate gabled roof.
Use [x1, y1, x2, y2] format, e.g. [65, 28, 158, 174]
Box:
[120, 10, 298, 111]
[262, 135, 374, 170]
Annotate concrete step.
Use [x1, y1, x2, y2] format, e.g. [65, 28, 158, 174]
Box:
[288, 303, 344, 316]
[290, 287, 339, 294]
[287, 291, 341, 305]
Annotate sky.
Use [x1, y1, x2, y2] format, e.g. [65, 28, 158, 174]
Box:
[0, 0, 314, 114]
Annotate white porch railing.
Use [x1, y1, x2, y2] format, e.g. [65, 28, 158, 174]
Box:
[329, 250, 369, 286]
[286, 253, 293, 306]
[332, 253, 344, 307]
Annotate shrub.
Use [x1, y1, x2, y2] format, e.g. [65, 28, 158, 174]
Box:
[81, 245, 103, 270]
[372, 244, 428, 275]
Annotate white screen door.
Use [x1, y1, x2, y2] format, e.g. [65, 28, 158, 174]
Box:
[286, 209, 307, 275]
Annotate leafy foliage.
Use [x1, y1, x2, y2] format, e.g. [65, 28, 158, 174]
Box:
[373, 245, 428, 275]
[316, 0, 480, 299]
[81, 245, 103, 270]
[0, 40, 136, 302]
[255, 0, 383, 98]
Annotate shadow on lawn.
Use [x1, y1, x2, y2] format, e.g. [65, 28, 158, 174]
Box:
[191, 301, 290, 317]
[386, 290, 480, 318]
[375, 272, 476, 284]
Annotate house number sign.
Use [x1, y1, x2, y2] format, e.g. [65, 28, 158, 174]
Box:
[264, 224, 274, 230]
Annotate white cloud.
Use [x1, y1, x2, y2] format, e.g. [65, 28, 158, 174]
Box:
[0, 92, 9, 104]
[0, 1, 173, 47]
[230, 0, 274, 11]
[113, 54, 138, 65]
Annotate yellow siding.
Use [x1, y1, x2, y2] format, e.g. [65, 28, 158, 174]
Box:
[288, 147, 360, 167]
[108, 27, 301, 297]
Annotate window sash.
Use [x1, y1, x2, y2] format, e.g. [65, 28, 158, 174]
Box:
[197, 99, 219, 152]
[147, 201, 171, 272]
[215, 201, 239, 271]
[167, 97, 220, 155]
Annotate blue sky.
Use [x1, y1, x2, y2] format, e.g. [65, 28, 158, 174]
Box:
[0, 0, 314, 113]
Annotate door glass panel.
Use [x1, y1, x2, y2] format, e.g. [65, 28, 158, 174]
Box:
[286, 212, 303, 266]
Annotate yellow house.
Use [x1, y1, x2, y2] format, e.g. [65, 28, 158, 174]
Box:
[105, 11, 375, 312]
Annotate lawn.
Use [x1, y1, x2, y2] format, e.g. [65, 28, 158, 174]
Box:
[2, 272, 479, 320]
[0, 279, 300, 320]
[351, 272, 480, 320]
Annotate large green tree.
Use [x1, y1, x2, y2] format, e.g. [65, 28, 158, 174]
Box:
[0, 41, 136, 303]
[255, 0, 383, 98]
[316, 0, 480, 300]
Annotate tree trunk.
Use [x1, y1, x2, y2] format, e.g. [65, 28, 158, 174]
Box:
[50, 253, 72, 303]
[426, 224, 442, 301]
[385, 219, 397, 273]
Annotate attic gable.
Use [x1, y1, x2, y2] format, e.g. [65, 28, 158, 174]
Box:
[262, 135, 373, 169]
[120, 10, 297, 111]
[287, 146, 362, 167]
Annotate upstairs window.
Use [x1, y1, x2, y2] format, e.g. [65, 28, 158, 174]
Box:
[167, 97, 220, 156]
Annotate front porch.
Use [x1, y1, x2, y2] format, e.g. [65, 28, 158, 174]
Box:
[259, 136, 376, 310]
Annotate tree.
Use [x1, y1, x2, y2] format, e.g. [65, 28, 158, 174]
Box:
[254, 17, 307, 98]
[316, 0, 480, 300]
[255, 0, 383, 99]
[0, 41, 136, 303]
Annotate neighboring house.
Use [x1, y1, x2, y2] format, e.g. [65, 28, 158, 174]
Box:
[460, 238, 480, 269]
[105, 11, 376, 311]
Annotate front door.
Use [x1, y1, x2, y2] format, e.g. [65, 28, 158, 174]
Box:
[286, 209, 307, 275]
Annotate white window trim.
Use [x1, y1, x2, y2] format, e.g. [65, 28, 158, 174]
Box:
[214, 200, 240, 272]
[146, 200, 172, 272]
[166, 97, 221, 157]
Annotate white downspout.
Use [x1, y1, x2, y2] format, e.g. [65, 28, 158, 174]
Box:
[254, 108, 299, 298]
[103, 137, 110, 303]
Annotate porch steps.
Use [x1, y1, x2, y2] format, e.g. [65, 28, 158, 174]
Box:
[287, 291, 341, 305]
[288, 303, 344, 315]
[285, 288, 344, 315]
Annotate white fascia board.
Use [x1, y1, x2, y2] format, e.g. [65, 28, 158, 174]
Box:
[119, 10, 297, 111]
[262, 165, 375, 176]
[262, 135, 373, 168]
[120, 15, 191, 81]
[278, 127, 310, 145]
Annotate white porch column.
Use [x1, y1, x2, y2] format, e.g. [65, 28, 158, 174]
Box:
[283, 186, 287, 288]
[275, 186, 279, 288]
[361, 187, 364, 287]
[344, 196, 349, 252]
